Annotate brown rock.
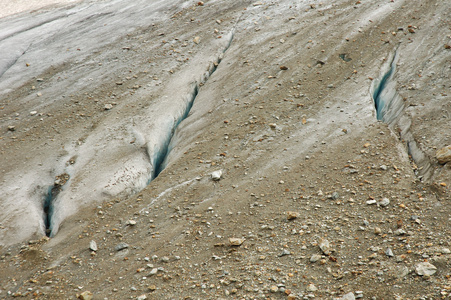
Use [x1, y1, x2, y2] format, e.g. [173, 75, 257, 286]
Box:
[286, 211, 299, 220]
[229, 238, 245, 246]
[436, 145, 451, 164]
[77, 291, 93, 300]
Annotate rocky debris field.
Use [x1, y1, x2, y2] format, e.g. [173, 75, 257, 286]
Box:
[0, 0, 450, 299]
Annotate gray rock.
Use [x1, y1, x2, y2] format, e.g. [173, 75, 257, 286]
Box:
[89, 240, 98, 252]
[310, 254, 322, 263]
[114, 242, 129, 251]
[385, 247, 394, 257]
[394, 228, 406, 236]
[415, 262, 437, 276]
[340, 292, 355, 300]
[396, 266, 409, 278]
[378, 197, 390, 207]
[319, 238, 331, 255]
[278, 249, 291, 257]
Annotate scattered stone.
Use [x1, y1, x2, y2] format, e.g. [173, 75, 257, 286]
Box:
[148, 268, 159, 276]
[385, 247, 394, 257]
[89, 240, 98, 252]
[441, 248, 451, 254]
[310, 254, 322, 263]
[30, 111, 38, 116]
[211, 170, 223, 181]
[77, 291, 93, 300]
[415, 262, 437, 276]
[377, 197, 390, 207]
[340, 292, 355, 300]
[269, 123, 277, 129]
[280, 65, 288, 70]
[278, 249, 291, 257]
[193, 36, 201, 44]
[286, 211, 299, 220]
[115, 242, 129, 251]
[270, 285, 278, 293]
[126, 220, 137, 226]
[307, 283, 317, 292]
[148, 285, 156, 291]
[396, 266, 410, 278]
[366, 200, 377, 205]
[7, 125, 15, 131]
[380, 165, 388, 170]
[319, 238, 331, 255]
[104, 104, 113, 110]
[374, 227, 382, 235]
[161, 256, 170, 263]
[436, 145, 451, 164]
[137, 295, 147, 300]
[394, 228, 406, 236]
[229, 238, 244, 246]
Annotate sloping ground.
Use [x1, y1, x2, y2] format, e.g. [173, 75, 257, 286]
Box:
[0, 0, 450, 299]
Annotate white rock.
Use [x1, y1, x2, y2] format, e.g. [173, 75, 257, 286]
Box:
[378, 197, 390, 207]
[415, 262, 437, 276]
[310, 254, 322, 263]
[104, 104, 113, 110]
[306, 283, 317, 292]
[341, 292, 355, 300]
[137, 295, 147, 300]
[319, 238, 331, 255]
[89, 240, 98, 252]
[127, 220, 137, 226]
[211, 170, 223, 181]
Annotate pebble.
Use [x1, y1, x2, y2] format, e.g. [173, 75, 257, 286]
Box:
[286, 211, 299, 220]
[115, 242, 129, 251]
[307, 283, 317, 292]
[396, 266, 409, 278]
[137, 295, 147, 300]
[319, 238, 331, 255]
[104, 104, 113, 110]
[148, 268, 159, 276]
[310, 254, 322, 264]
[77, 291, 93, 300]
[366, 200, 377, 205]
[394, 228, 406, 236]
[270, 286, 278, 293]
[377, 197, 390, 207]
[30, 111, 38, 116]
[415, 262, 437, 276]
[126, 220, 137, 226]
[385, 247, 394, 257]
[229, 237, 245, 246]
[374, 227, 382, 234]
[340, 292, 355, 300]
[7, 125, 15, 131]
[193, 36, 201, 44]
[211, 170, 223, 181]
[278, 249, 291, 257]
[436, 145, 451, 164]
[89, 240, 98, 252]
